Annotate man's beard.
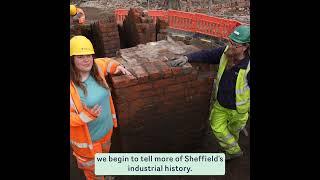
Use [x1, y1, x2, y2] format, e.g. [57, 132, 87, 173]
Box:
[224, 48, 242, 69]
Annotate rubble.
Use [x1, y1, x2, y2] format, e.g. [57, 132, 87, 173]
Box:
[76, 0, 250, 24]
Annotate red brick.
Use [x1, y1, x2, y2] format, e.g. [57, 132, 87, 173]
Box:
[139, 89, 164, 98]
[111, 75, 138, 88]
[165, 83, 186, 93]
[188, 79, 208, 88]
[102, 35, 119, 42]
[129, 96, 154, 109]
[153, 78, 177, 88]
[161, 96, 186, 107]
[127, 83, 153, 92]
[98, 22, 118, 33]
[131, 65, 149, 83]
[104, 49, 119, 55]
[136, 23, 148, 33]
[104, 51, 116, 56]
[185, 88, 198, 97]
[113, 95, 128, 104]
[97, 21, 107, 29]
[208, 75, 215, 83]
[156, 105, 172, 113]
[116, 92, 138, 101]
[105, 48, 119, 53]
[197, 71, 211, 80]
[190, 78, 212, 88]
[118, 112, 130, 126]
[198, 85, 211, 95]
[104, 41, 120, 49]
[115, 83, 152, 96]
[181, 63, 193, 75]
[175, 70, 197, 83]
[117, 87, 163, 102]
[103, 43, 119, 49]
[154, 61, 173, 78]
[102, 32, 119, 37]
[158, 90, 185, 102]
[117, 111, 129, 120]
[115, 102, 129, 113]
[129, 97, 154, 117]
[171, 67, 183, 76]
[101, 23, 117, 29]
[143, 62, 162, 80]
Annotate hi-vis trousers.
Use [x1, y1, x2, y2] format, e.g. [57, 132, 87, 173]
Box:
[209, 102, 248, 155]
[73, 129, 113, 180]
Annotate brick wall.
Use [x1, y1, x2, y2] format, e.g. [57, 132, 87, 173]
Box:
[108, 40, 219, 152]
[70, 24, 84, 38]
[91, 15, 121, 58]
[119, 8, 156, 48]
[156, 19, 169, 41]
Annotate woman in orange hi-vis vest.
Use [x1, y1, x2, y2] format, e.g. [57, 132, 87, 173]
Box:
[70, 36, 131, 180]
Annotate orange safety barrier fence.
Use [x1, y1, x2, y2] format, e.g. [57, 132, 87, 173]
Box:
[194, 13, 241, 38]
[147, 10, 168, 23]
[114, 9, 245, 39]
[114, 9, 128, 24]
[167, 10, 196, 32]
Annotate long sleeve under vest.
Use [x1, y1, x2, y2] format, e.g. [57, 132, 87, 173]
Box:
[186, 46, 250, 110]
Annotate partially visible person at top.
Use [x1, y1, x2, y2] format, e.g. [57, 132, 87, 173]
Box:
[169, 25, 250, 161]
[70, 4, 85, 25]
[70, 35, 131, 180]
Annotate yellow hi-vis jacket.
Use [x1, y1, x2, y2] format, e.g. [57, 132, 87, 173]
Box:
[215, 46, 250, 113]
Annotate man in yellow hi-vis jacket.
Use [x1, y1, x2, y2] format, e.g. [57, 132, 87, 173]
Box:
[169, 25, 250, 160]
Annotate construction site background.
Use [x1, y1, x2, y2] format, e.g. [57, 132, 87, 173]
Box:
[70, 1, 250, 179]
[71, 0, 250, 24]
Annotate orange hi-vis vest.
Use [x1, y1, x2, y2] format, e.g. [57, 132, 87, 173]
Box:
[70, 58, 120, 158]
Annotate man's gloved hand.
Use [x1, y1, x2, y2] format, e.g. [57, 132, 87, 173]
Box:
[168, 56, 188, 67]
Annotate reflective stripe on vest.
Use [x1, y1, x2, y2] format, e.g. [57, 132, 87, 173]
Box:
[78, 159, 95, 168]
[227, 141, 239, 149]
[71, 140, 93, 150]
[112, 114, 116, 119]
[223, 133, 233, 142]
[236, 99, 250, 106]
[79, 112, 93, 123]
[235, 68, 250, 113]
[97, 65, 110, 89]
[107, 62, 115, 73]
[236, 83, 250, 95]
[71, 84, 94, 123]
[214, 47, 229, 98]
[70, 96, 79, 114]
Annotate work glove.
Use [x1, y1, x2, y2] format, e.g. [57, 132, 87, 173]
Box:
[168, 56, 188, 67]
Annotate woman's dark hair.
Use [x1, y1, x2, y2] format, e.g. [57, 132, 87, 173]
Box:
[70, 56, 109, 96]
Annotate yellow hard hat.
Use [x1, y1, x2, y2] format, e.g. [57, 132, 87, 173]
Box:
[70, 5, 77, 16]
[70, 36, 95, 56]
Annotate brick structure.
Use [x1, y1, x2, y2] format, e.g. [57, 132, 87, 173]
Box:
[156, 18, 169, 41]
[91, 15, 121, 58]
[70, 24, 83, 38]
[119, 8, 156, 48]
[108, 40, 218, 152]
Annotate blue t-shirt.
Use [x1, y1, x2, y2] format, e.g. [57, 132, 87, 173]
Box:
[76, 75, 113, 142]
